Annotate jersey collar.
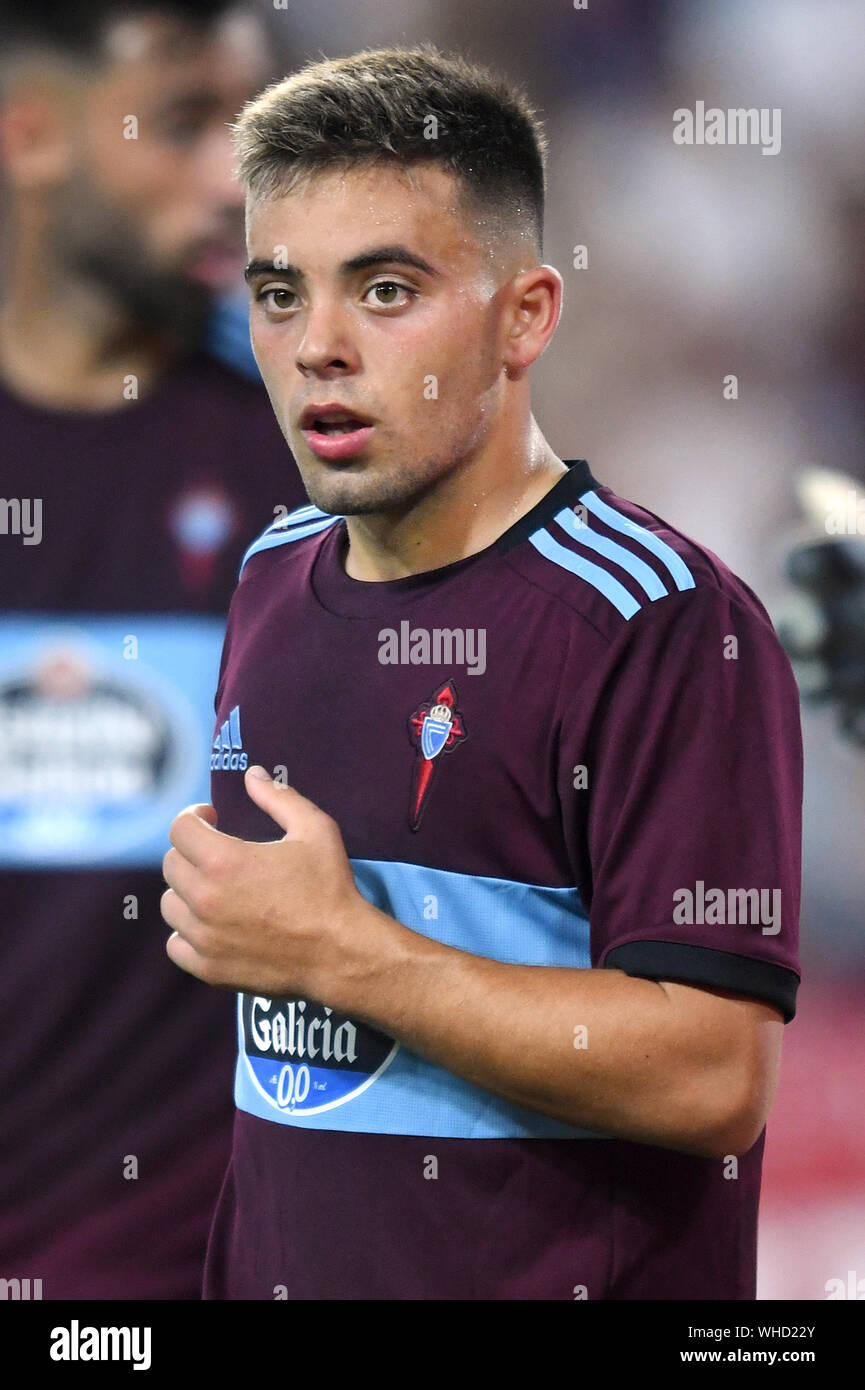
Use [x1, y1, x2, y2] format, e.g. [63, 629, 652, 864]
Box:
[496, 459, 599, 555]
[310, 458, 600, 618]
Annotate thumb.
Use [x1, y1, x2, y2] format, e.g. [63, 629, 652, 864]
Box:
[244, 766, 324, 839]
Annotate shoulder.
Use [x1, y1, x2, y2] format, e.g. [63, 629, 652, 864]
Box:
[238, 502, 343, 579]
[502, 472, 778, 646]
[163, 351, 289, 444]
[156, 350, 289, 452]
[160, 350, 262, 404]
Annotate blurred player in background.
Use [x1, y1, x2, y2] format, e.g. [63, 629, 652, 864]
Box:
[0, 0, 303, 1298]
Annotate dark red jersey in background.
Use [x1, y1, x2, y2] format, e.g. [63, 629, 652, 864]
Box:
[0, 351, 304, 1298]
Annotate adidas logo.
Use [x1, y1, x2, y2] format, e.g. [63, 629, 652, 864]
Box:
[211, 705, 248, 772]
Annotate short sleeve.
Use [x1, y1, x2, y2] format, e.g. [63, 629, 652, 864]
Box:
[565, 586, 803, 1021]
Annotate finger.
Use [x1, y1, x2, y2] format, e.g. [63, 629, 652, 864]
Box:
[162, 845, 203, 907]
[159, 886, 203, 943]
[165, 927, 234, 989]
[166, 929, 210, 982]
[244, 766, 335, 841]
[168, 803, 228, 867]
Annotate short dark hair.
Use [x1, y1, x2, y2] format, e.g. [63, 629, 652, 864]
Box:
[0, 0, 235, 66]
[232, 44, 547, 254]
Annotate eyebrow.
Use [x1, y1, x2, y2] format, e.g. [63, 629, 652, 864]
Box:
[156, 89, 222, 118]
[244, 245, 440, 284]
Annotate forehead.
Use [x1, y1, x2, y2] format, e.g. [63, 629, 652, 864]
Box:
[97, 10, 265, 98]
[247, 162, 489, 272]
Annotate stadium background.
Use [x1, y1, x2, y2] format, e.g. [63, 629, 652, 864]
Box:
[4, 0, 863, 1300]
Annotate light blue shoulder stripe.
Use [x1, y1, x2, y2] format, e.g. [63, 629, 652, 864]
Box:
[278, 500, 322, 522]
[528, 525, 641, 619]
[239, 514, 341, 577]
[554, 507, 668, 601]
[580, 491, 695, 591]
[274, 503, 329, 529]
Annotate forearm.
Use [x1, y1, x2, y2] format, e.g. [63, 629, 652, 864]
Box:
[325, 902, 767, 1158]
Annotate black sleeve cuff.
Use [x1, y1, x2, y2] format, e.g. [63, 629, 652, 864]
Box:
[602, 940, 800, 1023]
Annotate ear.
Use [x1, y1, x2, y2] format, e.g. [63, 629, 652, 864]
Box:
[0, 81, 79, 190]
[501, 264, 563, 374]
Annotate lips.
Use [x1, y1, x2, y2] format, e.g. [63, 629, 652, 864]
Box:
[299, 403, 375, 461]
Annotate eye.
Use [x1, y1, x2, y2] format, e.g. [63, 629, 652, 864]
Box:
[159, 118, 206, 147]
[256, 286, 298, 313]
[364, 280, 415, 308]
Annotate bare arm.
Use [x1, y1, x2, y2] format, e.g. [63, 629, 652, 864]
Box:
[162, 777, 785, 1159]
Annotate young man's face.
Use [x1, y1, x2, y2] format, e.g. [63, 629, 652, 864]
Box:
[245, 162, 524, 517]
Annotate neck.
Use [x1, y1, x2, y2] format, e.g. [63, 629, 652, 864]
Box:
[0, 202, 183, 411]
[343, 413, 567, 580]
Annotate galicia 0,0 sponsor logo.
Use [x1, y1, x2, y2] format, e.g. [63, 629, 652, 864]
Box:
[239, 994, 399, 1115]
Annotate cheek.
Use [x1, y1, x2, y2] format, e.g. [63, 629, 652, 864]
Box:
[249, 316, 290, 376]
[83, 99, 168, 198]
[247, 329, 293, 425]
[385, 304, 494, 414]
[82, 130, 202, 250]
[84, 158, 193, 260]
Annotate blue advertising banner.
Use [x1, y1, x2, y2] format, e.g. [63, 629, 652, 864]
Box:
[0, 615, 224, 867]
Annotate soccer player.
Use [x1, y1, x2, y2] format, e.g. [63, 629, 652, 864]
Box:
[161, 45, 803, 1300]
[0, 1, 305, 1298]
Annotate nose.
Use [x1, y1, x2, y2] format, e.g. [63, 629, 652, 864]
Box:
[295, 297, 357, 376]
[195, 124, 245, 214]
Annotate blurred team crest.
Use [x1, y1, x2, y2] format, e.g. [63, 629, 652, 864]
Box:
[167, 483, 238, 594]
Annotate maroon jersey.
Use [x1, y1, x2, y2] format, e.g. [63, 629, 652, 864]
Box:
[0, 351, 304, 1298]
[203, 459, 802, 1300]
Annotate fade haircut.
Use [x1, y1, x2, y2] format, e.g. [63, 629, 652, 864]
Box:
[232, 44, 547, 256]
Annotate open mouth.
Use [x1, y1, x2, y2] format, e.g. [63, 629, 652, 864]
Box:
[299, 408, 376, 460]
[313, 418, 368, 435]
